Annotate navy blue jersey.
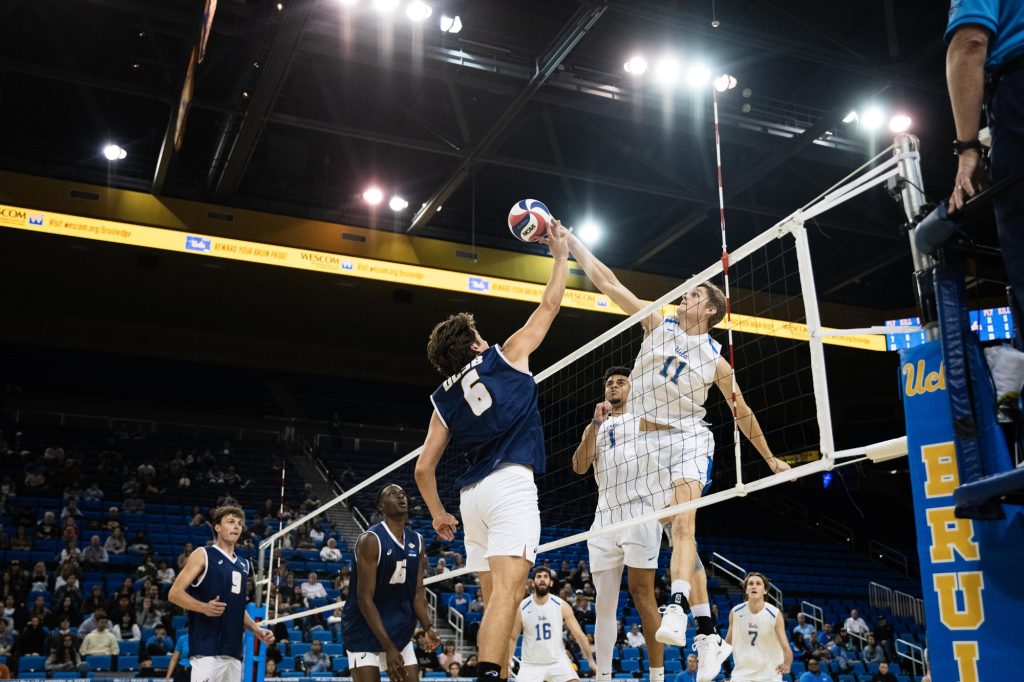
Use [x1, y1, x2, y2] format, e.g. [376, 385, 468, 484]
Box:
[187, 546, 249, 660]
[342, 523, 422, 653]
[430, 345, 546, 490]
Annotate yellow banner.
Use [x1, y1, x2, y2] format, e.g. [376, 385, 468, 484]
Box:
[0, 204, 885, 351]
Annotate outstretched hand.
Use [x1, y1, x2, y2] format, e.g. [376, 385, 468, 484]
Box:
[538, 219, 569, 259]
[432, 511, 459, 541]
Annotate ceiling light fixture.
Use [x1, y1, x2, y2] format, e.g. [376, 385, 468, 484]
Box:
[363, 187, 384, 205]
[623, 55, 648, 75]
[102, 144, 127, 161]
[406, 0, 431, 21]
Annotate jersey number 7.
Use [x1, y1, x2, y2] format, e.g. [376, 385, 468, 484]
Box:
[461, 369, 493, 416]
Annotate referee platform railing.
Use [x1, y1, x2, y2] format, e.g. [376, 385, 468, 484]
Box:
[799, 600, 825, 632]
[895, 638, 926, 676]
[448, 606, 465, 652]
[868, 581, 925, 625]
[709, 552, 783, 607]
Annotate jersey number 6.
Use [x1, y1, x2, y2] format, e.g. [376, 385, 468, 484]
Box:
[461, 369, 493, 416]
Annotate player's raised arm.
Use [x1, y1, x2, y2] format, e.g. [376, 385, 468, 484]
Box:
[712, 357, 790, 474]
[571, 401, 612, 475]
[414, 411, 459, 540]
[561, 600, 596, 670]
[502, 221, 569, 370]
[567, 233, 661, 332]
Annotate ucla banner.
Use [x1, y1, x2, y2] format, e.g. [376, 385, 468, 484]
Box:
[901, 341, 1022, 681]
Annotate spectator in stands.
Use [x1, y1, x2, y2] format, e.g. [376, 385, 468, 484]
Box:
[439, 640, 463, 669]
[36, 511, 60, 539]
[448, 582, 470, 614]
[815, 622, 833, 646]
[573, 595, 595, 627]
[77, 609, 105, 638]
[462, 654, 478, 677]
[128, 530, 152, 555]
[673, 653, 699, 682]
[326, 607, 342, 638]
[63, 482, 84, 502]
[300, 572, 327, 606]
[61, 518, 80, 544]
[188, 508, 206, 527]
[29, 595, 51, 626]
[23, 461, 49, 490]
[156, 560, 175, 585]
[10, 526, 32, 550]
[146, 623, 173, 656]
[104, 527, 126, 555]
[81, 585, 106, 617]
[104, 507, 123, 532]
[302, 639, 330, 673]
[176, 542, 193, 570]
[98, 448, 122, 474]
[337, 565, 351, 590]
[136, 597, 161, 629]
[53, 574, 82, 612]
[790, 632, 812, 663]
[0, 575, 17, 606]
[828, 635, 851, 673]
[113, 612, 140, 641]
[124, 494, 146, 514]
[51, 596, 79, 630]
[793, 613, 815, 641]
[340, 465, 356, 489]
[46, 633, 89, 675]
[83, 482, 104, 503]
[558, 583, 576, 606]
[863, 634, 884, 664]
[468, 592, 484, 616]
[614, 620, 627, 647]
[308, 523, 325, 547]
[47, 616, 78, 651]
[626, 623, 645, 648]
[414, 629, 442, 672]
[0, 620, 13, 656]
[18, 616, 49, 655]
[137, 555, 159, 581]
[0, 524, 7, 552]
[81, 535, 109, 567]
[145, 584, 168, 618]
[112, 577, 135, 605]
[319, 538, 342, 562]
[798, 658, 832, 682]
[44, 445, 66, 467]
[873, 615, 895, 660]
[27, 562, 50, 593]
[80, 614, 118, 656]
[109, 595, 134, 625]
[844, 609, 869, 642]
[61, 499, 84, 520]
[870, 661, 898, 682]
[59, 539, 81, 565]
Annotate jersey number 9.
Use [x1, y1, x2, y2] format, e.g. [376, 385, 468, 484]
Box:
[461, 369, 493, 416]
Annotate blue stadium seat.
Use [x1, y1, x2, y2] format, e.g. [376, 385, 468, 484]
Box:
[85, 655, 113, 671]
[332, 657, 348, 673]
[52, 672, 79, 679]
[425, 673, 448, 678]
[664, 660, 682, 674]
[20, 673, 46, 679]
[621, 647, 640, 660]
[292, 642, 312, 657]
[584, 624, 596, 634]
[281, 672, 305, 678]
[118, 639, 139, 656]
[19, 656, 47, 672]
[311, 630, 333, 642]
[150, 655, 173, 669]
[118, 655, 141, 672]
[323, 643, 344, 657]
[621, 659, 641, 673]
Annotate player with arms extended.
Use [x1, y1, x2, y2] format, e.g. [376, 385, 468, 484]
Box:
[168, 505, 274, 682]
[416, 220, 570, 682]
[567, 233, 788, 681]
[725, 573, 791, 682]
[342, 483, 438, 682]
[508, 566, 595, 682]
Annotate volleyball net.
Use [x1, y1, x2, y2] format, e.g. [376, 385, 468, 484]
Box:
[255, 141, 919, 627]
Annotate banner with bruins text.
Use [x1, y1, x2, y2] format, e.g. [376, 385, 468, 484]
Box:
[900, 341, 1021, 681]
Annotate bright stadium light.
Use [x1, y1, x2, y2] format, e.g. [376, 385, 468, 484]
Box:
[389, 195, 409, 211]
[654, 57, 681, 86]
[623, 55, 648, 75]
[406, 0, 431, 21]
[713, 73, 737, 92]
[842, 110, 859, 124]
[338, 0, 358, 5]
[103, 144, 127, 161]
[372, 0, 399, 12]
[363, 187, 384, 205]
[888, 113, 912, 133]
[439, 14, 462, 33]
[686, 64, 711, 88]
[578, 220, 602, 246]
[861, 107, 885, 130]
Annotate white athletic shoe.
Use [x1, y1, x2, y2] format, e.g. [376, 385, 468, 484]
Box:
[694, 633, 730, 682]
[655, 604, 688, 646]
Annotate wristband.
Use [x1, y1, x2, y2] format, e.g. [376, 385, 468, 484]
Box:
[591, 419, 603, 426]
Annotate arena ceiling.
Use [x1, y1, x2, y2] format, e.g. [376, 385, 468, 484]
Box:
[0, 0, 1007, 310]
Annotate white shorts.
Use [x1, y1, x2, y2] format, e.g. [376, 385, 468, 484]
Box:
[640, 424, 714, 491]
[460, 463, 540, 572]
[190, 656, 241, 682]
[587, 519, 664, 572]
[516, 656, 578, 682]
[347, 641, 417, 670]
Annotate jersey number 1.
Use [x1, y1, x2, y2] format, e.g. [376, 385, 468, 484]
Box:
[461, 369, 493, 416]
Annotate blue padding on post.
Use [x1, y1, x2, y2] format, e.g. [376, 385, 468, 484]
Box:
[954, 465, 1024, 508]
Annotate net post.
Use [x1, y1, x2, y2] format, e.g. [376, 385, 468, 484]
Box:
[893, 134, 938, 341]
[255, 542, 266, 607]
[791, 216, 836, 462]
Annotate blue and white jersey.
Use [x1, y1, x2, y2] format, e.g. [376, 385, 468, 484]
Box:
[519, 595, 566, 666]
[945, 0, 1024, 70]
[630, 317, 721, 429]
[187, 546, 249, 660]
[730, 602, 784, 682]
[430, 345, 546, 490]
[341, 523, 422, 653]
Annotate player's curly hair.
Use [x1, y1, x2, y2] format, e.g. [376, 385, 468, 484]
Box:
[427, 312, 480, 377]
[700, 281, 727, 328]
[210, 504, 245, 527]
[741, 571, 771, 600]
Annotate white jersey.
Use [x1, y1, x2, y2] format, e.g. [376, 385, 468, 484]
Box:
[519, 595, 566, 665]
[730, 602, 784, 682]
[592, 413, 661, 527]
[629, 317, 721, 428]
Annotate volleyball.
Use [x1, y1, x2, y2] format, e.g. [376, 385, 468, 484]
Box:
[507, 199, 552, 242]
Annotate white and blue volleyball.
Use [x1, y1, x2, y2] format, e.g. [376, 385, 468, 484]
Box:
[507, 199, 552, 242]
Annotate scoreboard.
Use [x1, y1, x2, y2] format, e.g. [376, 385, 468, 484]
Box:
[885, 308, 1015, 350]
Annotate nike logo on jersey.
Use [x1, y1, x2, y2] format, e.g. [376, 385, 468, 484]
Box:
[360, 654, 368, 660]
[646, 556, 656, 561]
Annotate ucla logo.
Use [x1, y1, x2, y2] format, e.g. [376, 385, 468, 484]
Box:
[902, 359, 945, 397]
